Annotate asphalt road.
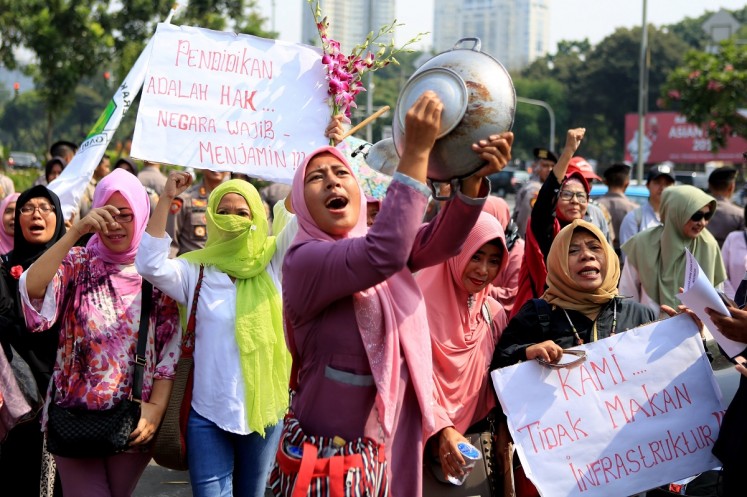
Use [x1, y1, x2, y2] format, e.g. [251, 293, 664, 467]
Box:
[133, 462, 275, 496]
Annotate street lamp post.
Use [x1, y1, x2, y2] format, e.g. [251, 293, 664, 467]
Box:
[516, 96, 556, 152]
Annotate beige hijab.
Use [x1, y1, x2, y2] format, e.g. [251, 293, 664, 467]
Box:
[542, 219, 620, 320]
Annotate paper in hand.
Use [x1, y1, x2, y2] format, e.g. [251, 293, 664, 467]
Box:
[677, 249, 746, 358]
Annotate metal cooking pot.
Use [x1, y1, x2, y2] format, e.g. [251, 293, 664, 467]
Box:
[392, 38, 516, 192]
[365, 138, 398, 176]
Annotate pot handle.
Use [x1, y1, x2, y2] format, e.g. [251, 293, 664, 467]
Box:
[452, 38, 481, 51]
[428, 178, 461, 201]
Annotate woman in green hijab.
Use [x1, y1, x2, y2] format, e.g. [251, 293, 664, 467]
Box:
[620, 184, 726, 316]
[135, 171, 294, 497]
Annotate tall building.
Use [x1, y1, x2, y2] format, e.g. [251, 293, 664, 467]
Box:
[301, 0, 396, 54]
[433, 0, 550, 71]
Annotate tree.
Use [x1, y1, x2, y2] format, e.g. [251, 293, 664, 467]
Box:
[661, 39, 747, 151]
[0, 0, 114, 147]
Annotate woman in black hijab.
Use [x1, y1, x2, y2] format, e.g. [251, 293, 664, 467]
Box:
[0, 185, 66, 497]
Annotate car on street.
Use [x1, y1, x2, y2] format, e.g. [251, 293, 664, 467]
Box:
[589, 184, 650, 206]
[488, 167, 531, 197]
[7, 151, 41, 169]
[675, 171, 708, 191]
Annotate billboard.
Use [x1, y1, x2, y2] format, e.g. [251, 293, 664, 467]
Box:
[624, 112, 747, 163]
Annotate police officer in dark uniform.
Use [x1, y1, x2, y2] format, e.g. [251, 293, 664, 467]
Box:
[707, 167, 744, 247]
[166, 169, 228, 257]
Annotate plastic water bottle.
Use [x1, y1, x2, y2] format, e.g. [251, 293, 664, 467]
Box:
[319, 435, 346, 458]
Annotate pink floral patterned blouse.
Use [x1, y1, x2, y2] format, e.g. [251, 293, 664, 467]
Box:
[19, 247, 180, 426]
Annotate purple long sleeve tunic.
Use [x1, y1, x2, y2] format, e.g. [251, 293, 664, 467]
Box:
[282, 177, 487, 496]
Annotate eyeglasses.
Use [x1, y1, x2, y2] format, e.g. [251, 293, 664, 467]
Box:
[19, 204, 55, 216]
[690, 210, 713, 222]
[558, 190, 588, 204]
[112, 213, 134, 223]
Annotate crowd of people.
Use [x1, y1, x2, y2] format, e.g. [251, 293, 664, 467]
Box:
[1, 92, 747, 497]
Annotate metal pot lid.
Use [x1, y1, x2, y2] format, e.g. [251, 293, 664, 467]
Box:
[396, 67, 468, 139]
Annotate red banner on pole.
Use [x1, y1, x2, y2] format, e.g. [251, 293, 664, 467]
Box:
[624, 112, 747, 163]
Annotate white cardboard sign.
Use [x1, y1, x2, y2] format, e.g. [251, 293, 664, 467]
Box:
[131, 23, 331, 183]
[491, 314, 725, 497]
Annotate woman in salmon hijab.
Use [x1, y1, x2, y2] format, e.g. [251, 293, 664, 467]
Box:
[483, 195, 523, 313]
[416, 211, 508, 480]
[279, 91, 513, 497]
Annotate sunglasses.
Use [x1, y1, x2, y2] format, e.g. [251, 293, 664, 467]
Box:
[690, 210, 713, 222]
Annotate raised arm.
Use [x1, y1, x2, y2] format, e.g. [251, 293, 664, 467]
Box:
[551, 128, 586, 183]
[148, 171, 193, 239]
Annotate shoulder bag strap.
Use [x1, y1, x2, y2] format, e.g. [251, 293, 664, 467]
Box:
[531, 298, 552, 336]
[132, 279, 154, 402]
[182, 264, 205, 359]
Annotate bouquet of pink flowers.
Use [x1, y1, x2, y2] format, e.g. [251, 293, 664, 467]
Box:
[308, 0, 425, 127]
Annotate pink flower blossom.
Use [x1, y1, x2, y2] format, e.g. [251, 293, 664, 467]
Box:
[725, 64, 734, 71]
[707, 80, 724, 91]
[667, 89, 681, 100]
[688, 70, 701, 80]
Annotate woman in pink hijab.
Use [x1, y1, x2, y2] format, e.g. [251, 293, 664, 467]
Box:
[416, 211, 508, 480]
[483, 195, 524, 313]
[20, 169, 180, 497]
[0, 192, 19, 255]
[280, 92, 513, 496]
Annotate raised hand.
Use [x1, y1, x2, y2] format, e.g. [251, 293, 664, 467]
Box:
[470, 132, 514, 178]
[325, 114, 346, 146]
[403, 91, 444, 159]
[163, 171, 194, 200]
[71, 205, 121, 237]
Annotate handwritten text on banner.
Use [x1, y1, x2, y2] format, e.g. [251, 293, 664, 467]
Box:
[131, 23, 330, 183]
[491, 314, 725, 497]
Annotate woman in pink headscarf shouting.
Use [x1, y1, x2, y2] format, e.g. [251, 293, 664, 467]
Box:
[20, 168, 180, 497]
[278, 91, 513, 497]
[416, 211, 508, 481]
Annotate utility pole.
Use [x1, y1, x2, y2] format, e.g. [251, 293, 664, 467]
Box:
[636, 0, 649, 183]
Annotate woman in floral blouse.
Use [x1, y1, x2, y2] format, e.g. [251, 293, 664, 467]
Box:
[20, 169, 180, 497]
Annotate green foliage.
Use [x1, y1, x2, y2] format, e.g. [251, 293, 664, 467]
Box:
[0, 0, 114, 146]
[518, 25, 688, 164]
[6, 168, 40, 193]
[661, 39, 747, 151]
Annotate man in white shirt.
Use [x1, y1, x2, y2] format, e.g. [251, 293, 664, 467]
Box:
[619, 163, 675, 250]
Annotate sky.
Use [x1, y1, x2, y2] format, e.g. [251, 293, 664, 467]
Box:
[256, 0, 746, 51]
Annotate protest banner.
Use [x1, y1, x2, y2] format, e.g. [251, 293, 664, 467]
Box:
[491, 313, 725, 497]
[130, 23, 331, 183]
[48, 38, 155, 220]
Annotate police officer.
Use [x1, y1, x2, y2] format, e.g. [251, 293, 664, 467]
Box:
[707, 167, 744, 247]
[166, 168, 228, 257]
[514, 147, 557, 238]
[597, 162, 638, 256]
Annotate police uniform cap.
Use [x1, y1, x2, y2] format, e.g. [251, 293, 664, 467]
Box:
[708, 167, 738, 184]
[533, 148, 558, 163]
[646, 163, 675, 183]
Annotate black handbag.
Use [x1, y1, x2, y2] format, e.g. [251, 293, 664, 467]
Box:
[46, 280, 153, 458]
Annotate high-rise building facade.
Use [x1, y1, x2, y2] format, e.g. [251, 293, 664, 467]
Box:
[301, 0, 396, 53]
[433, 0, 550, 71]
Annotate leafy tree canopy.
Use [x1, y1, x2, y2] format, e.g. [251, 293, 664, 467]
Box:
[661, 39, 747, 151]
